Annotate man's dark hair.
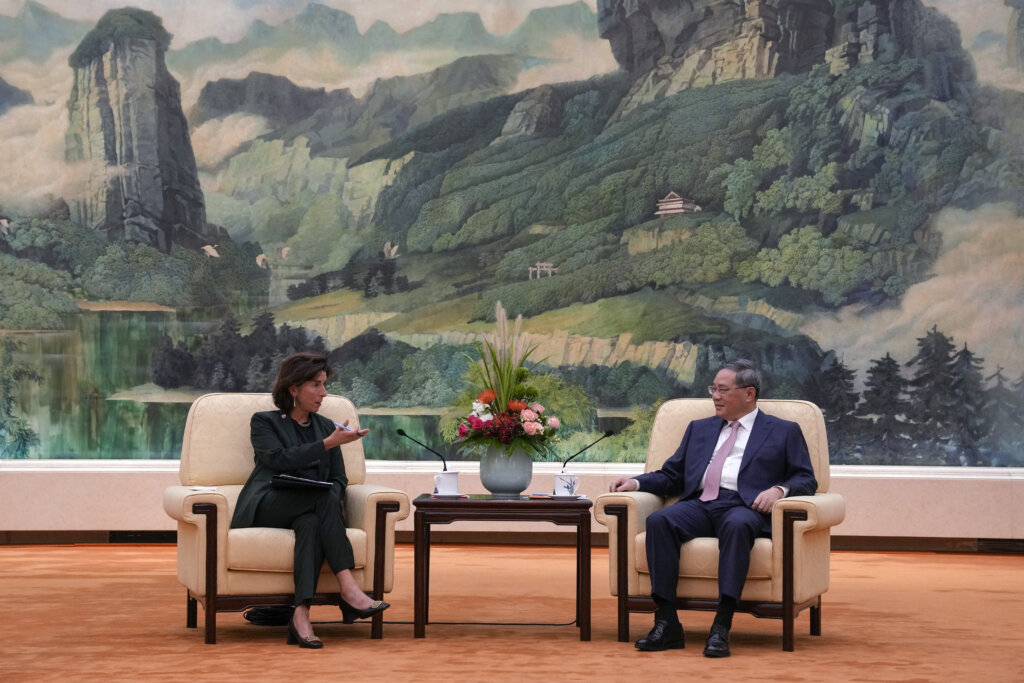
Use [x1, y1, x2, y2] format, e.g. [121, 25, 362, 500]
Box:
[272, 352, 332, 412]
[720, 358, 762, 399]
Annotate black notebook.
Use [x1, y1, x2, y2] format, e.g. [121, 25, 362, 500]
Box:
[271, 474, 332, 490]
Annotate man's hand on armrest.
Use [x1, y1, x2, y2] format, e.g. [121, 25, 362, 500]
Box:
[751, 486, 785, 514]
[609, 476, 639, 492]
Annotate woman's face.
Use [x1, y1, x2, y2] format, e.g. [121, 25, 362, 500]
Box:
[289, 370, 328, 415]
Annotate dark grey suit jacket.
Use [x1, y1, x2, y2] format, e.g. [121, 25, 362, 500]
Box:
[230, 410, 348, 529]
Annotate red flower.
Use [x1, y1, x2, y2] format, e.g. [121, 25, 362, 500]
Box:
[507, 399, 528, 412]
[458, 423, 469, 438]
[477, 389, 497, 404]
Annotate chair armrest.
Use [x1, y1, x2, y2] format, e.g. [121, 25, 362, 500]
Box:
[594, 491, 663, 531]
[771, 492, 846, 536]
[344, 484, 411, 530]
[163, 485, 232, 526]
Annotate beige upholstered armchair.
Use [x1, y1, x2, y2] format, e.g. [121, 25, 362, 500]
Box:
[594, 399, 845, 651]
[163, 393, 410, 644]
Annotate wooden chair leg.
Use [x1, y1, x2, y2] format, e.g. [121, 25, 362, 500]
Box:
[811, 597, 821, 636]
[781, 509, 807, 652]
[193, 502, 219, 645]
[371, 500, 400, 640]
[186, 593, 197, 628]
[605, 504, 631, 642]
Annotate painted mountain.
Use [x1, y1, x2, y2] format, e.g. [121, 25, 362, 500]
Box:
[1, 0, 1023, 465]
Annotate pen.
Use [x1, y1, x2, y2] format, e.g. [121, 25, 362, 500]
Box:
[333, 421, 353, 431]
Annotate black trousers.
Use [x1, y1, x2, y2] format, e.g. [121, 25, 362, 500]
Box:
[253, 488, 355, 606]
[645, 489, 771, 605]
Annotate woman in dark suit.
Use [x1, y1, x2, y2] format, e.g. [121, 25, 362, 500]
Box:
[230, 352, 389, 648]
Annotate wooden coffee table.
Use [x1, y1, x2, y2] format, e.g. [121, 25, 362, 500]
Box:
[412, 493, 594, 640]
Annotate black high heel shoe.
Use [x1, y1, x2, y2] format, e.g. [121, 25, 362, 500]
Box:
[339, 599, 390, 624]
[286, 618, 323, 649]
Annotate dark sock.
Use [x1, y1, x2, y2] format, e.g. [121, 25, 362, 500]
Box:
[713, 595, 737, 630]
[654, 596, 680, 625]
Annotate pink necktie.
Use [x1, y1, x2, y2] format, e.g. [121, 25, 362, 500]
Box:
[700, 421, 740, 502]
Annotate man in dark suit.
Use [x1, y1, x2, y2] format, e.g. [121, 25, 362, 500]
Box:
[609, 359, 817, 657]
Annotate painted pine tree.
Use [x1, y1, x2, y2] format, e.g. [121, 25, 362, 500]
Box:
[858, 352, 912, 465]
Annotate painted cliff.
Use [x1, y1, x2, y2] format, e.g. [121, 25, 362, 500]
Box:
[64, 8, 211, 251]
[598, 0, 973, 120]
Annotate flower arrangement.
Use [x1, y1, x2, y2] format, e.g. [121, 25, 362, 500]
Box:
[442, 302, 592, 459]
[456, 390, 562, 455]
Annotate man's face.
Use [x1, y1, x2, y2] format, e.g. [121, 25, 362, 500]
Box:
[710, 368, 756, 421]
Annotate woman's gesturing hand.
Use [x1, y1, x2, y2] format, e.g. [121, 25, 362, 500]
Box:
[324, 420, 369, 449]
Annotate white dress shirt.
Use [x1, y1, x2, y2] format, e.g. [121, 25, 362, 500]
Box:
[700, 408, 757, 493]
[696, 409, 791, 497]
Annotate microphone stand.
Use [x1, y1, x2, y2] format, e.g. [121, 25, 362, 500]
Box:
[396, 429, 448, 471]
[560, 430, 616, 470]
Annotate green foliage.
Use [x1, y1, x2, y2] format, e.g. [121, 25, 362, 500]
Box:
[69, 8, 171, 67]
[0, 337, 42, 458]
[80, 242, 191, 306]
[635, 221, 756, 287]
[737, 226, 873, 305]
[0, 253, 78, 329]
[4, 215, 106, 275]
[152, 312, 327, 391]
[390, 344, 473, 408]
[284, 193, 360, 275]
[392, 76, 792, 269]
[355, 95, 519, 166]
[476, 220, 755, 320]
[493, 216, 619, 281]
[719, 127, 796, 219]
[549, 363, 682, 408]
[325, 329, 473, 409]
[754, 162, 844, 217]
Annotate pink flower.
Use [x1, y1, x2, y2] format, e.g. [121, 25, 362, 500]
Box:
[458, 423, 469, 438]
[520, 408, 538, 422]
[522, 421, 543, 436]
[531, 403, 545, 414]
[546, 417, 560, 430]
[468, 415, 485, 430]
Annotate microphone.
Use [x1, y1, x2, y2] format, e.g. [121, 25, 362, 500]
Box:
[396, 428, 448, 471]
[561, 430, 616, 469]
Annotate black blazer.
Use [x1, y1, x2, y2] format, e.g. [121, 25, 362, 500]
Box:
[635, 410, 817, 506]
[230, 410, 348, 529]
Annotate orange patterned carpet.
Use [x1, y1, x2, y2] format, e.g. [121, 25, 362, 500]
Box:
[1, 544, 1022, 682]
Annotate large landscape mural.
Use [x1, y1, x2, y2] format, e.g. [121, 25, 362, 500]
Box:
[1, 0, 1022, 465]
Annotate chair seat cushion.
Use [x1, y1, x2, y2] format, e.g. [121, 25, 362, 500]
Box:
[636, 533, 773, 578]
[227, 527, 367, 572]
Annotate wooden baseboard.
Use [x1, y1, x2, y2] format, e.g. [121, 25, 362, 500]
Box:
[3, 530, 1022, 553]
[831, 536, 1024, 553]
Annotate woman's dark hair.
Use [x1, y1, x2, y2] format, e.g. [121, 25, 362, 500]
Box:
[272, 352, 333, 412]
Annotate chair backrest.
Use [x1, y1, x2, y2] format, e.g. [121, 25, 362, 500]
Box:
[178, 393, 366, 487]
[644, 398, 829, 493]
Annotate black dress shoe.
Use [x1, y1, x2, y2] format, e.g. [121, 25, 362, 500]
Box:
[635, 619, 685, 651]
[702, 624, 730, 657]
[286, 619, 323, 649]
[339, 599, 390, 624]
